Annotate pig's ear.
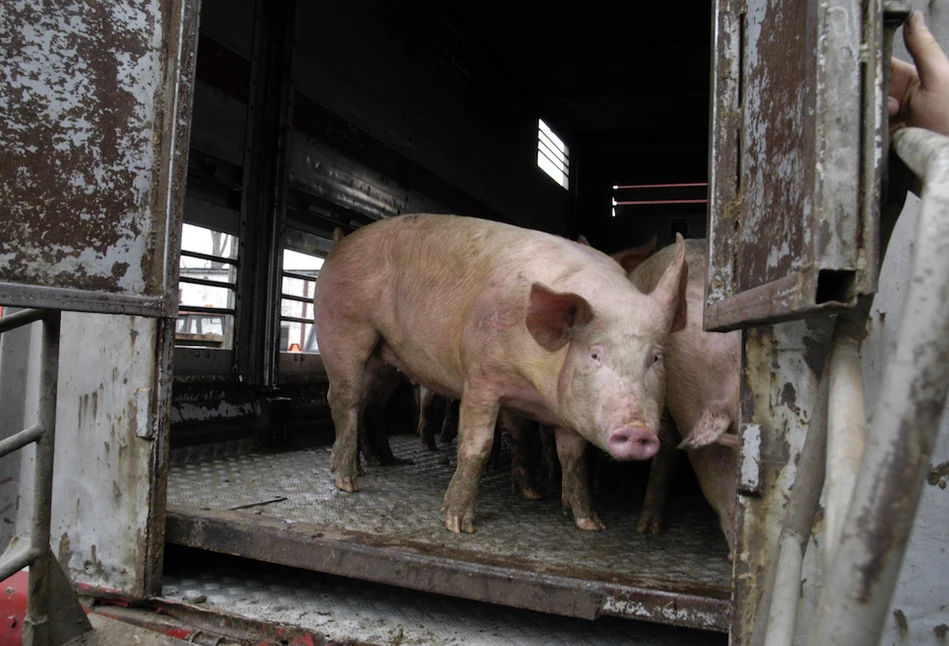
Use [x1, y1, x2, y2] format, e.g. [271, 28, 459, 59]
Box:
[576, 234, 591, 246]
[526, 283, 594, 352]
[652, 234, 688, 333]
[611, 236, 658, 274]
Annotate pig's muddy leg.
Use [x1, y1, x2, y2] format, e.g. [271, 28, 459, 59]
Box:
[637, 416, 680, 535]
[328, 382, 362, 492]
[500, 410, 542, 500]
[442, 392, 500, 533]
[554, 427, 604, 531]
[324, 333, 381, 493]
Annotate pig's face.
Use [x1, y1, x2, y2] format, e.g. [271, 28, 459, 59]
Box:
[556, 309, 673, 460]
[526, 235, 687, 461]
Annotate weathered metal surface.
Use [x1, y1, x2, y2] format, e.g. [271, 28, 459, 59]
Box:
[808, 130, 949, 645]
[729, 319, 832, 646]
[0, 311, 95, 646]
[0, 309, 34, 553]
[152, 548, 729, 645]
[166, 436, 733, 632]
[705, 0, 879, 331]
[14, 313, 171, 599]
[0, 0, 198, 317]
[288, 126, 452, 223]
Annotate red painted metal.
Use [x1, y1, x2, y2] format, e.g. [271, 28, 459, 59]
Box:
[0, 570, 28, 646]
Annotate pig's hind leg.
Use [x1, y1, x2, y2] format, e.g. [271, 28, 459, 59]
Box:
[442, 389, 500, 533]
[323, 327, 382, 493]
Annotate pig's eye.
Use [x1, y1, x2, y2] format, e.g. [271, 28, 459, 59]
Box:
[589, 345, 603, 364]
[651, 351, 663, 365]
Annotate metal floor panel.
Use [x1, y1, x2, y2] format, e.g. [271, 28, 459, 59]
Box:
[161, 547, 728, 646]
[166, 434, 733, 631]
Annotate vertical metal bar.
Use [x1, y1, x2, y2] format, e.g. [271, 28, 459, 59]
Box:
[809, 128, 949, 645]
[22, 311, 60, 646]
[729, 318, 833, 646]
[261, 0, 297, 388]
[763, 367, 828, 646]
[823, 299, 872, 568]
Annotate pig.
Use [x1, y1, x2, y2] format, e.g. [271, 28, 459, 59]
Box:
[415, 386, 458, 451]
[313, 213, 688, 533]
[621, 238, 740, 559]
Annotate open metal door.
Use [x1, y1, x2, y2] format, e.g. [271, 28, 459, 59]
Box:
[706, 0, 883, 644]
[0, 0, 200, 601]
[707, 0, 882, 332]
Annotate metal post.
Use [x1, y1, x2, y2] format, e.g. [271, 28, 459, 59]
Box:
[809, 128, 949, 645]
[763, 365, 828, 646]
[823, 297, 872, 568]
[22, 310, 59, 646]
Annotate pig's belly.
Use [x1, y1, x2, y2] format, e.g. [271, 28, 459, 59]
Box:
[375, 340, 462, 400]
[375, 339, 558, 426]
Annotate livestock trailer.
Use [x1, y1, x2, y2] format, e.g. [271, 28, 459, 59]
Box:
[1, 0, 947, 644]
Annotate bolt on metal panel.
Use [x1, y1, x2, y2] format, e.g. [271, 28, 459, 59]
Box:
[706, 0, 881, 331]
[0, 0, 198, 318]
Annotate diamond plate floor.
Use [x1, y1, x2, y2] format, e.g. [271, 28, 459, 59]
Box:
[167, 433, 733, 629]
[162, 546, 728, 646]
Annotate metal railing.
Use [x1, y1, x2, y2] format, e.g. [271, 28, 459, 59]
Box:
[0, 308, 92, 646]
[758, 127, 949, 644]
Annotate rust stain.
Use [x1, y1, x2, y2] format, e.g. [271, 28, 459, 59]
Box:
[893, 608, 908, 633]
[927, 462, 949, 489]
[58, 532, 70, 565]
[0, 1, 167, 294]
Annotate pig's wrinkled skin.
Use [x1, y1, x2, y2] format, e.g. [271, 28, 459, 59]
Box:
[313, 214, 687, 533]
[624, 239, 740, 559]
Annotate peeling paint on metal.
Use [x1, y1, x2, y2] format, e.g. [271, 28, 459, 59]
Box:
[739, 423, 762, 494]
[0, 0, 175, 302]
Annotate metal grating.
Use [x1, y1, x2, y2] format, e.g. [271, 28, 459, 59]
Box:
[167, 434, 733, 630]
[161, 547, 728, 645]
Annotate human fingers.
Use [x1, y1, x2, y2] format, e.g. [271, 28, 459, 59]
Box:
[903, 11, 949, 91]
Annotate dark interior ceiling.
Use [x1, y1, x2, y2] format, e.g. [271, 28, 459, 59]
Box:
[391, 1, 712, 180]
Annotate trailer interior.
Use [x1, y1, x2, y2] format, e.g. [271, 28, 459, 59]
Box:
[166, 0, 728, 640]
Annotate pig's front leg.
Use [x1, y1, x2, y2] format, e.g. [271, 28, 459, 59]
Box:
[554, 427, 605, 531]
[442, 391, 500, 533]
[637, 415, 680, 535]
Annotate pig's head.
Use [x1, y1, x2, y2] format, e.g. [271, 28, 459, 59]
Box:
[526, 235, 688, 461]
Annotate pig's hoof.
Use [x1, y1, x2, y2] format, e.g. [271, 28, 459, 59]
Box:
[362, 453, 382, 467]
[445, 513, 476, 534]
[636, 516, 663, 535]
[336, 475, 360, 492]
[521, 487, 543, 500]
[575, 515, 606, 531]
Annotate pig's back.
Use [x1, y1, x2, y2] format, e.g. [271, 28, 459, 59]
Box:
[315, 214, 624, 395]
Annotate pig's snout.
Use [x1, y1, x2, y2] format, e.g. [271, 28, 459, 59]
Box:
[608, 426, 660, 460]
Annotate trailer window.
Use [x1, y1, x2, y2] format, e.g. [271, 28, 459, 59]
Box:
[280, 248, 323, 354]
[177, 222, 238, 350]
[537, 119, 569, 189]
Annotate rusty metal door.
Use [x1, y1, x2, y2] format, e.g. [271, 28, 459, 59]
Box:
[706, 0, 882, 332]
[0, 1, 198, 318]
[0, 0, 200, 601]
[706, 0, 883, 644]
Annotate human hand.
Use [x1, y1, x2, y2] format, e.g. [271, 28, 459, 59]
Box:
[889, 11, 949, 137]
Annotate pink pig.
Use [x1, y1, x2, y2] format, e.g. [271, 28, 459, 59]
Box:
[313, 214, 687, 533]
[620, 238, 740, 559]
